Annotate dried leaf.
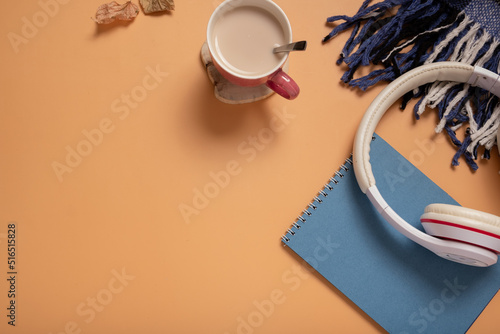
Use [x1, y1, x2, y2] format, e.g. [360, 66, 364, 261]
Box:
[139, 0, 175, 14]
[92, 1, 140, 24]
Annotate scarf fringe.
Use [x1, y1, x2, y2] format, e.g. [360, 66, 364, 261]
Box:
[325, 0, 500, 170]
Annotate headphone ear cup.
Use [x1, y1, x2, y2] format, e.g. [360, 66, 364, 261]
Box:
[421, 204, 500, 253]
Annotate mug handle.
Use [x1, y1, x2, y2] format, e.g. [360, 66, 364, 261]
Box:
[266, 69, 300, 100]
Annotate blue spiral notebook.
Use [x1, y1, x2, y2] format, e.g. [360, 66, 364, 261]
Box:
[282, 134, 500, 333]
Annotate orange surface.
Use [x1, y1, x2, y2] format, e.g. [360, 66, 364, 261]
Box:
[1, 1, 499, 333]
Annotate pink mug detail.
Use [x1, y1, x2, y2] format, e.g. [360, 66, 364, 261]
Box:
[207, 0, 300, 100]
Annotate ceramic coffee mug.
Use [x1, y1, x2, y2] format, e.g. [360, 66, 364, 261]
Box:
[207, 0, 300, 100]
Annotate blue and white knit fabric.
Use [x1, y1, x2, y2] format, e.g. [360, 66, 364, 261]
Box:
[324, 0, 500, 170]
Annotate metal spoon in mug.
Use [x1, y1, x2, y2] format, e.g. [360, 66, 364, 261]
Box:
[273, 41, 307, 54]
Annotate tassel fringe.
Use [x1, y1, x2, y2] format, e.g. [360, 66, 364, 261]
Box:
[325, 0, 500, 170]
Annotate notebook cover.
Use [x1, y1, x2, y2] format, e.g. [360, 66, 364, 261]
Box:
[282, 133, 500, 334]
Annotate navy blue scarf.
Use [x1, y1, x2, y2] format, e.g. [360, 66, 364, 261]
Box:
[324, 0, 500, 169]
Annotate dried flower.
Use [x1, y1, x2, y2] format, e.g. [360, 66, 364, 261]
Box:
[92, 1, 140, 24]
[140, 0, 175, 14]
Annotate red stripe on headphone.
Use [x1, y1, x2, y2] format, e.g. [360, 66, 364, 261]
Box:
[421, 218, 500, 239]
[434, 236, 499, 254]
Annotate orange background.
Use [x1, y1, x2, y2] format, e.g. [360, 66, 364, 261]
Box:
[1, 0, 499, 333]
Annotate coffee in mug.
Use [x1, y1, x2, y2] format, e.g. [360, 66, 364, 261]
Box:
[207, 0, 300, 100]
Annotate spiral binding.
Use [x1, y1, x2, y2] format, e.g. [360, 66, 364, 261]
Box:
[281, 154, 354, 243]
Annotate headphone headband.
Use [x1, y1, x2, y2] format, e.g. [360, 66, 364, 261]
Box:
[354, 62, 500, 192]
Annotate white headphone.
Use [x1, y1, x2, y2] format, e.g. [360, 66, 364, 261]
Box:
[354, 62, 500, 267]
